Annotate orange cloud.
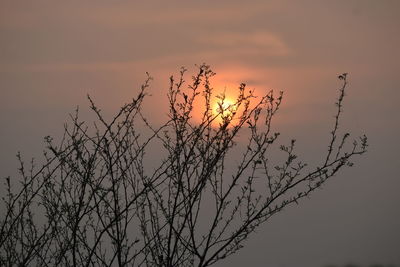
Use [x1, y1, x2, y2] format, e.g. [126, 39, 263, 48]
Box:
[199, 31, 291, 57]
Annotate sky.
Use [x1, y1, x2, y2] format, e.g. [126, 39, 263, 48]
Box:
[1, 1, 399, 266]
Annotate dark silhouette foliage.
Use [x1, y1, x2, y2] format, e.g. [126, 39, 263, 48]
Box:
[0, 65, 367, 266]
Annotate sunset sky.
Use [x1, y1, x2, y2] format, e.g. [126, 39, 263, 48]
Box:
[1, 1, 399, 266]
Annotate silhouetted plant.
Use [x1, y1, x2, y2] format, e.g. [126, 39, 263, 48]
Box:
[0, 64, 367, 266]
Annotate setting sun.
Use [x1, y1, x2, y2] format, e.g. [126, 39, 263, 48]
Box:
[213, 98, 236, 125]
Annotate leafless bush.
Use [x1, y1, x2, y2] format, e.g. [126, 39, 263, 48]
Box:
[0, 65, 367, 267]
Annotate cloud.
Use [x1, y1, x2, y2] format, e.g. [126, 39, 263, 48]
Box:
[0, 1, 267, 30]
[197, 31, 291, 58]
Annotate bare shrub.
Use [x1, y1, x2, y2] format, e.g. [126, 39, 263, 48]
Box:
[0, 65, 367, 267]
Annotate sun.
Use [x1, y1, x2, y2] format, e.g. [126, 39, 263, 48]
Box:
[213, 98, 236, 124]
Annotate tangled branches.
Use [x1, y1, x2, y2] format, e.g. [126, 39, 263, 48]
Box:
[0, 65, 367, 267]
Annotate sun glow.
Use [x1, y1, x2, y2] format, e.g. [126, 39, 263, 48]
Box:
[213, 98, 236, 125]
